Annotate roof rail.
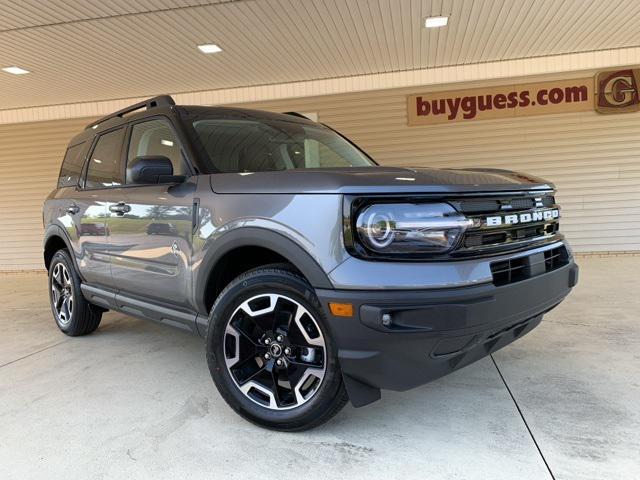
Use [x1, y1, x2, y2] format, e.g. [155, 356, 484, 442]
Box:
[283, 111, 312, 120]
[85, 95, 175, 130]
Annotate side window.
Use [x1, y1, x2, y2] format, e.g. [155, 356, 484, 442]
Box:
[85, 128, 125, 189]
[58, 142, 86, 187]
[127, 119, 184, 183]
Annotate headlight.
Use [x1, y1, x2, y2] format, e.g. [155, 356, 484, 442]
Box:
[355, 203, 472, 255]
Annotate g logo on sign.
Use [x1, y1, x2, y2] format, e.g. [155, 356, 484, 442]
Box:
[596, 69, 640, 113]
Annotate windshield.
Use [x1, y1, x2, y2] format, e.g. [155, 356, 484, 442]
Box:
[192, 118, 375, 173]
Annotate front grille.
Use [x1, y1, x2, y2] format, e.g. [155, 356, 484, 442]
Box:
[490, 246, 569, 286]
[450, 192, 561, 256]
[456, 195, 555, 214]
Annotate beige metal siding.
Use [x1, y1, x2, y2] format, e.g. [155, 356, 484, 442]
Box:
[1, 82, 639, 271]
[0, 117, 95, 271]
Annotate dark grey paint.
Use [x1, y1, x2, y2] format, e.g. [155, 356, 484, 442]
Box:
[208, 166, 554, 194]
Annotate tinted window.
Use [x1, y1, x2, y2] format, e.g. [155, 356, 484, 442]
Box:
[58, 142, 86, 187]
[127, 119, 184, 183]
[192, 119, 374, 173]
[85, 128, 125, 188]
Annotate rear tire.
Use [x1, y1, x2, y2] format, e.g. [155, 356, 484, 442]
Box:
[206, 266, 348, 431]
[48, 249, 102, 336]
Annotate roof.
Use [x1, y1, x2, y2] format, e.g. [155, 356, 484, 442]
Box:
[67, 96, 316, 147]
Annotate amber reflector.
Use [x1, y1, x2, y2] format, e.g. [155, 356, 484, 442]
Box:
[329, 302, 354, 317]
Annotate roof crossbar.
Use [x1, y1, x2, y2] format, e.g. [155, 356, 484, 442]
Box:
[85, 95, 175, 130]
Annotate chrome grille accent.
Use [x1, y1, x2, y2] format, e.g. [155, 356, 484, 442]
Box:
[449, 192, 561, 256]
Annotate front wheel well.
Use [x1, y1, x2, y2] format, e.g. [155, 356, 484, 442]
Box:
[203, 246, 303, 313]
[44, 235, 68, 270]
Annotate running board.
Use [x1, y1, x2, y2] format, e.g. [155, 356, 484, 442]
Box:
[80, 284, 198, 334]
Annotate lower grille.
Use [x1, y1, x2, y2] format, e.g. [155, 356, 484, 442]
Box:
[490, 246, 569, 286]
[464, 223, 559, 249]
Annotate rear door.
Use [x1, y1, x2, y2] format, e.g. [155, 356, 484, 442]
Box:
[53, 140, 109, 286]
[75, 127, 127, 287]
[106, 117, 195, 308]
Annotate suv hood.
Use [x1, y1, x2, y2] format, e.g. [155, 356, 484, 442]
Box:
[208, 167, 554, 195]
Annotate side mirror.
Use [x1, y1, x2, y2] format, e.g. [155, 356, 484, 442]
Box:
[128, 156, 185, 184]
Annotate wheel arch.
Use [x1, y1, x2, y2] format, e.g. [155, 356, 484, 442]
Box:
[194, 227, 334, 315]
[43, 224, 81, 275]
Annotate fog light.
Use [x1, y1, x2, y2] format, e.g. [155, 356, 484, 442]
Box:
[381, 313, 392, 327]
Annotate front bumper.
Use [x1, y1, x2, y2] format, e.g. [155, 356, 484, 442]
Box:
[316, 259, 579, 406]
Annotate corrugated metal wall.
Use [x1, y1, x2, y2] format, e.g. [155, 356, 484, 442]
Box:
[0, 117, 95, 270]
[1, 81, 639, 271]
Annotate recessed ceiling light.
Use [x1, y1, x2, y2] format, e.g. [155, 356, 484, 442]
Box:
[2, 66, 30, 75]
[424, 16, 448, 28]
[197, 44, 223, 54]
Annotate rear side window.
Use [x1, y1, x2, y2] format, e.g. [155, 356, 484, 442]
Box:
[58, 142, 86, 187]
[85, 128, 125, 189]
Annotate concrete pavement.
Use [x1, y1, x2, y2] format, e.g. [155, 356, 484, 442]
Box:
[0, 257, 638, 479]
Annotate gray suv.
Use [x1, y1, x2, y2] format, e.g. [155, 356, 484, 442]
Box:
[43, 95, 578, 430]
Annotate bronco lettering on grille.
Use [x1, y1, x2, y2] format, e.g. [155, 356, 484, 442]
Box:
[486, 209, 559, 227]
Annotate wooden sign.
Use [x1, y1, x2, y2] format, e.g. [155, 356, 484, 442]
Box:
[408, 77, 595, 125]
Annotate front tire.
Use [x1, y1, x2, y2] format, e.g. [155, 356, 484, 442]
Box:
[48, 249, 102, 336]
[206, 266, 348, 431]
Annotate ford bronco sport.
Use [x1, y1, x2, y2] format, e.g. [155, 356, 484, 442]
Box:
[43, 95, 578, 430]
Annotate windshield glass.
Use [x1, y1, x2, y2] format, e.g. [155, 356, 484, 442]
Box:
[192, 118, 375, 173]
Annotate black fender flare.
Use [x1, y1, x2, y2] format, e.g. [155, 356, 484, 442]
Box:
[43, 224, 84, 280]
[193, 227, 334, 315]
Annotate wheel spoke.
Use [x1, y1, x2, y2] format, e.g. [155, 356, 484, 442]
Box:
[224, 323, 263, 367]
[232, 321, 262, 347]
[53, 265, 63, 288]
[239, 365, 267, 386]
[51, 285, 60, 306]
[231, 354, 261, 379]
[239, 381, 278, 409]
[62, 297, 71, 321]
[292, 367, 325, 405]
[272, 298, 295, 332]
[292, 305, 325, 347]
[270, 369, 282, 408]
[287, 357, 322, 368]
[50, 263, 74, 326]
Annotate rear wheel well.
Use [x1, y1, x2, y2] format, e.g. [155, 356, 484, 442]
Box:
[204, 246, 302, 313]
[44, 235, 68, 270]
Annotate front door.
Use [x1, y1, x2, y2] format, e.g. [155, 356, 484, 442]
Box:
[106, 183, 195, 308]
[106, 117, 195, 309]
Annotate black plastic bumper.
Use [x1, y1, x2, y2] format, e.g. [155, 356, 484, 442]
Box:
[316, 261, 578, 406]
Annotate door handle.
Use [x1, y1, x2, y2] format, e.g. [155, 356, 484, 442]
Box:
[66, 204, 80, 215]
[109, 202, 131, 216]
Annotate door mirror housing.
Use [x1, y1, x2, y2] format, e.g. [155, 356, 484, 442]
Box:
[128, 156, 185, 184]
